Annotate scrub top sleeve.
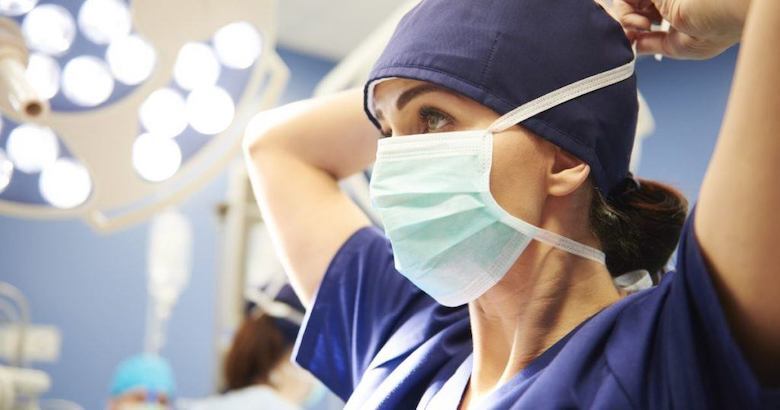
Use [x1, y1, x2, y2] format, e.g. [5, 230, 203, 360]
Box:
[659, 207, 780, 407]
[292, 226, 429, 401]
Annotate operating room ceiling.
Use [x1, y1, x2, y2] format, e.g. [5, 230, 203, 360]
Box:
[276, 0, 404, 61]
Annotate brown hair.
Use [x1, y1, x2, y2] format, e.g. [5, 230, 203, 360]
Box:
[223, 312, 288, 391]
[590, 178, 689, 279]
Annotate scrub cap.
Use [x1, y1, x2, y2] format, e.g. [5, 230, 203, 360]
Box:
[245, 284, 305, 344]
[270, 284, 305, 344]
[364, 0, 638, 196]
[110, 353, 175, 398]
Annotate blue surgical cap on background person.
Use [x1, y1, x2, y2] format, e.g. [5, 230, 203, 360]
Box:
[110, 353, 176, 398]
[364, 0, 638, 197]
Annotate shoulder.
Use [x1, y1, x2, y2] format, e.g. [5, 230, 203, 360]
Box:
[600, 211, 773, 408]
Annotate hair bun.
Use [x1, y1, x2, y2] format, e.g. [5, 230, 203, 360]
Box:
[591, 178, 689, 277]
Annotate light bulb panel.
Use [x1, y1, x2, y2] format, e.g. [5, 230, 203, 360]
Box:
[0, 0, 288, 231]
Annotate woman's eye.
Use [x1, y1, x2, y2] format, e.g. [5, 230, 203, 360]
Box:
[419, 107, 452, 133]
[379, 107, 452, 137]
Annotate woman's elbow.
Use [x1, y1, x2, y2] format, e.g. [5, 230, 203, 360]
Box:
[242, 113, 279, 157]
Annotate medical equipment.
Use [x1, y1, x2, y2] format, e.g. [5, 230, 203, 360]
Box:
[0, 17, 47, 119]
[0, 281, 80, 410]
[0, 0, 288, 232]
[145, 209, 192, 354]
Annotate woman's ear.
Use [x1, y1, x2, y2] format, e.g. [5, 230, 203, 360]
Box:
[548, 147, 591, 197]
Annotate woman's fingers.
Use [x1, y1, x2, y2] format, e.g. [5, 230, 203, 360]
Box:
[634, 29, 723, 60]
[613, 0, 663, 22]
[613, 0, 665, 38]
[620, 13, 653, 31]
[614, 0, 739, 60]
[632, 31, 670, 55]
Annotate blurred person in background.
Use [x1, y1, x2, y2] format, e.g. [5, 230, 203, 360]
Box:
[108, 354, 175, 410]
[189, 284, 340, 410]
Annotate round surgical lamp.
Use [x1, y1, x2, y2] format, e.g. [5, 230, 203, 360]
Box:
[0, 0, 288, 232]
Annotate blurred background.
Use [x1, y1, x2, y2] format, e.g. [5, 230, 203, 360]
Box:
[0, 0, 737, 408]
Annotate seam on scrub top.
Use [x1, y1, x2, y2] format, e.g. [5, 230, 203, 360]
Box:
[602, 363, 638, 410]
[601, 290, 657, 410]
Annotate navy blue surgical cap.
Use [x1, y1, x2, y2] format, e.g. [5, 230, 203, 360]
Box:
[364, 0, 638, 196]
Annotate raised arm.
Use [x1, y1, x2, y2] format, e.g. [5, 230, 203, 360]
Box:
[696, 0, 780, 386]
[242, 88, 378, 306]
[617, 0, 780, 385]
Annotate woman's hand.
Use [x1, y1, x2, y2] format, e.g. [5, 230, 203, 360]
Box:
[613, 0, 750, 59]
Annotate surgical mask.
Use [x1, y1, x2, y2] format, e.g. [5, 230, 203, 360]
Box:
[369, 57, 648, 307]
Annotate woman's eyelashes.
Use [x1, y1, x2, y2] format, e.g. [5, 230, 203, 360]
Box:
[418, 106, 453, 134]
[380, 106, 454, 138]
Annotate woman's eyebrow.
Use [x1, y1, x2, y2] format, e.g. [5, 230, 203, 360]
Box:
[375, 84, 461, 121]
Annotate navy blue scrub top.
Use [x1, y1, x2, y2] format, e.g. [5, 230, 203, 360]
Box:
[292, 209, 780, 409]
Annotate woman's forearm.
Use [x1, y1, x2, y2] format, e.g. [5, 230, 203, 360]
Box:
[243, 87, 379, 180]
[242, 88, 377, 306]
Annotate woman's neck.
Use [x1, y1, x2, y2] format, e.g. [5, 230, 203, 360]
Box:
[462, 240, 620, 408]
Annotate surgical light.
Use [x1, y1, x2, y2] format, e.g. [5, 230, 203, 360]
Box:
[0, 0, 37, 17]
[77, 0, 131, 45]
[132, 133, 182, 183]
[61, 55, 114, 107]
[39, 158, 91, 209]
[139, 88, 187, 138]
[0, 0, 288, 231]
[213, 22, 262, 70]
[106, 34, 155, 85]
[5, 124, 58, 173]
[173, 42, 220, 91]
[185, 86, 235, 135]
[20, 4, 74, 56]
[24, 53, 59, 99]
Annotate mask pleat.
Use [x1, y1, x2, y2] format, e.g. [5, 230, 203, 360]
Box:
[389, 204, 496, 274]
[380, 193, 485, 233]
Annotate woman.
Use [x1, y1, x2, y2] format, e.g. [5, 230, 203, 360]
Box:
[187, 285, 335, 409]
[244, 0, 779, 408]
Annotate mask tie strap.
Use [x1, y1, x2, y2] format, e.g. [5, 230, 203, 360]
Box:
[613, 269, 654, 292]
[487, 58, 636, 134]
[483, 56, 636, 265]
[531, 228, 607, 265]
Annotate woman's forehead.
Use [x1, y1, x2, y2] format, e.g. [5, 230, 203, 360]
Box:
[372, 78, 470, 119]
[373, 78, 430, 106]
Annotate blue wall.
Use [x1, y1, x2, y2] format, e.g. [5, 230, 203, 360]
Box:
[0, 41, 740, 408]
[635, 47, 738, 201]
[0, 47, 334, 409]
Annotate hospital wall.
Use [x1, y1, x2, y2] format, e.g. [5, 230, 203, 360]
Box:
[0, 46, 738, 408]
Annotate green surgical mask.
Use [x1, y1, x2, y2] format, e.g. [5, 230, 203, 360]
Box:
[370, 129, 606, 307]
